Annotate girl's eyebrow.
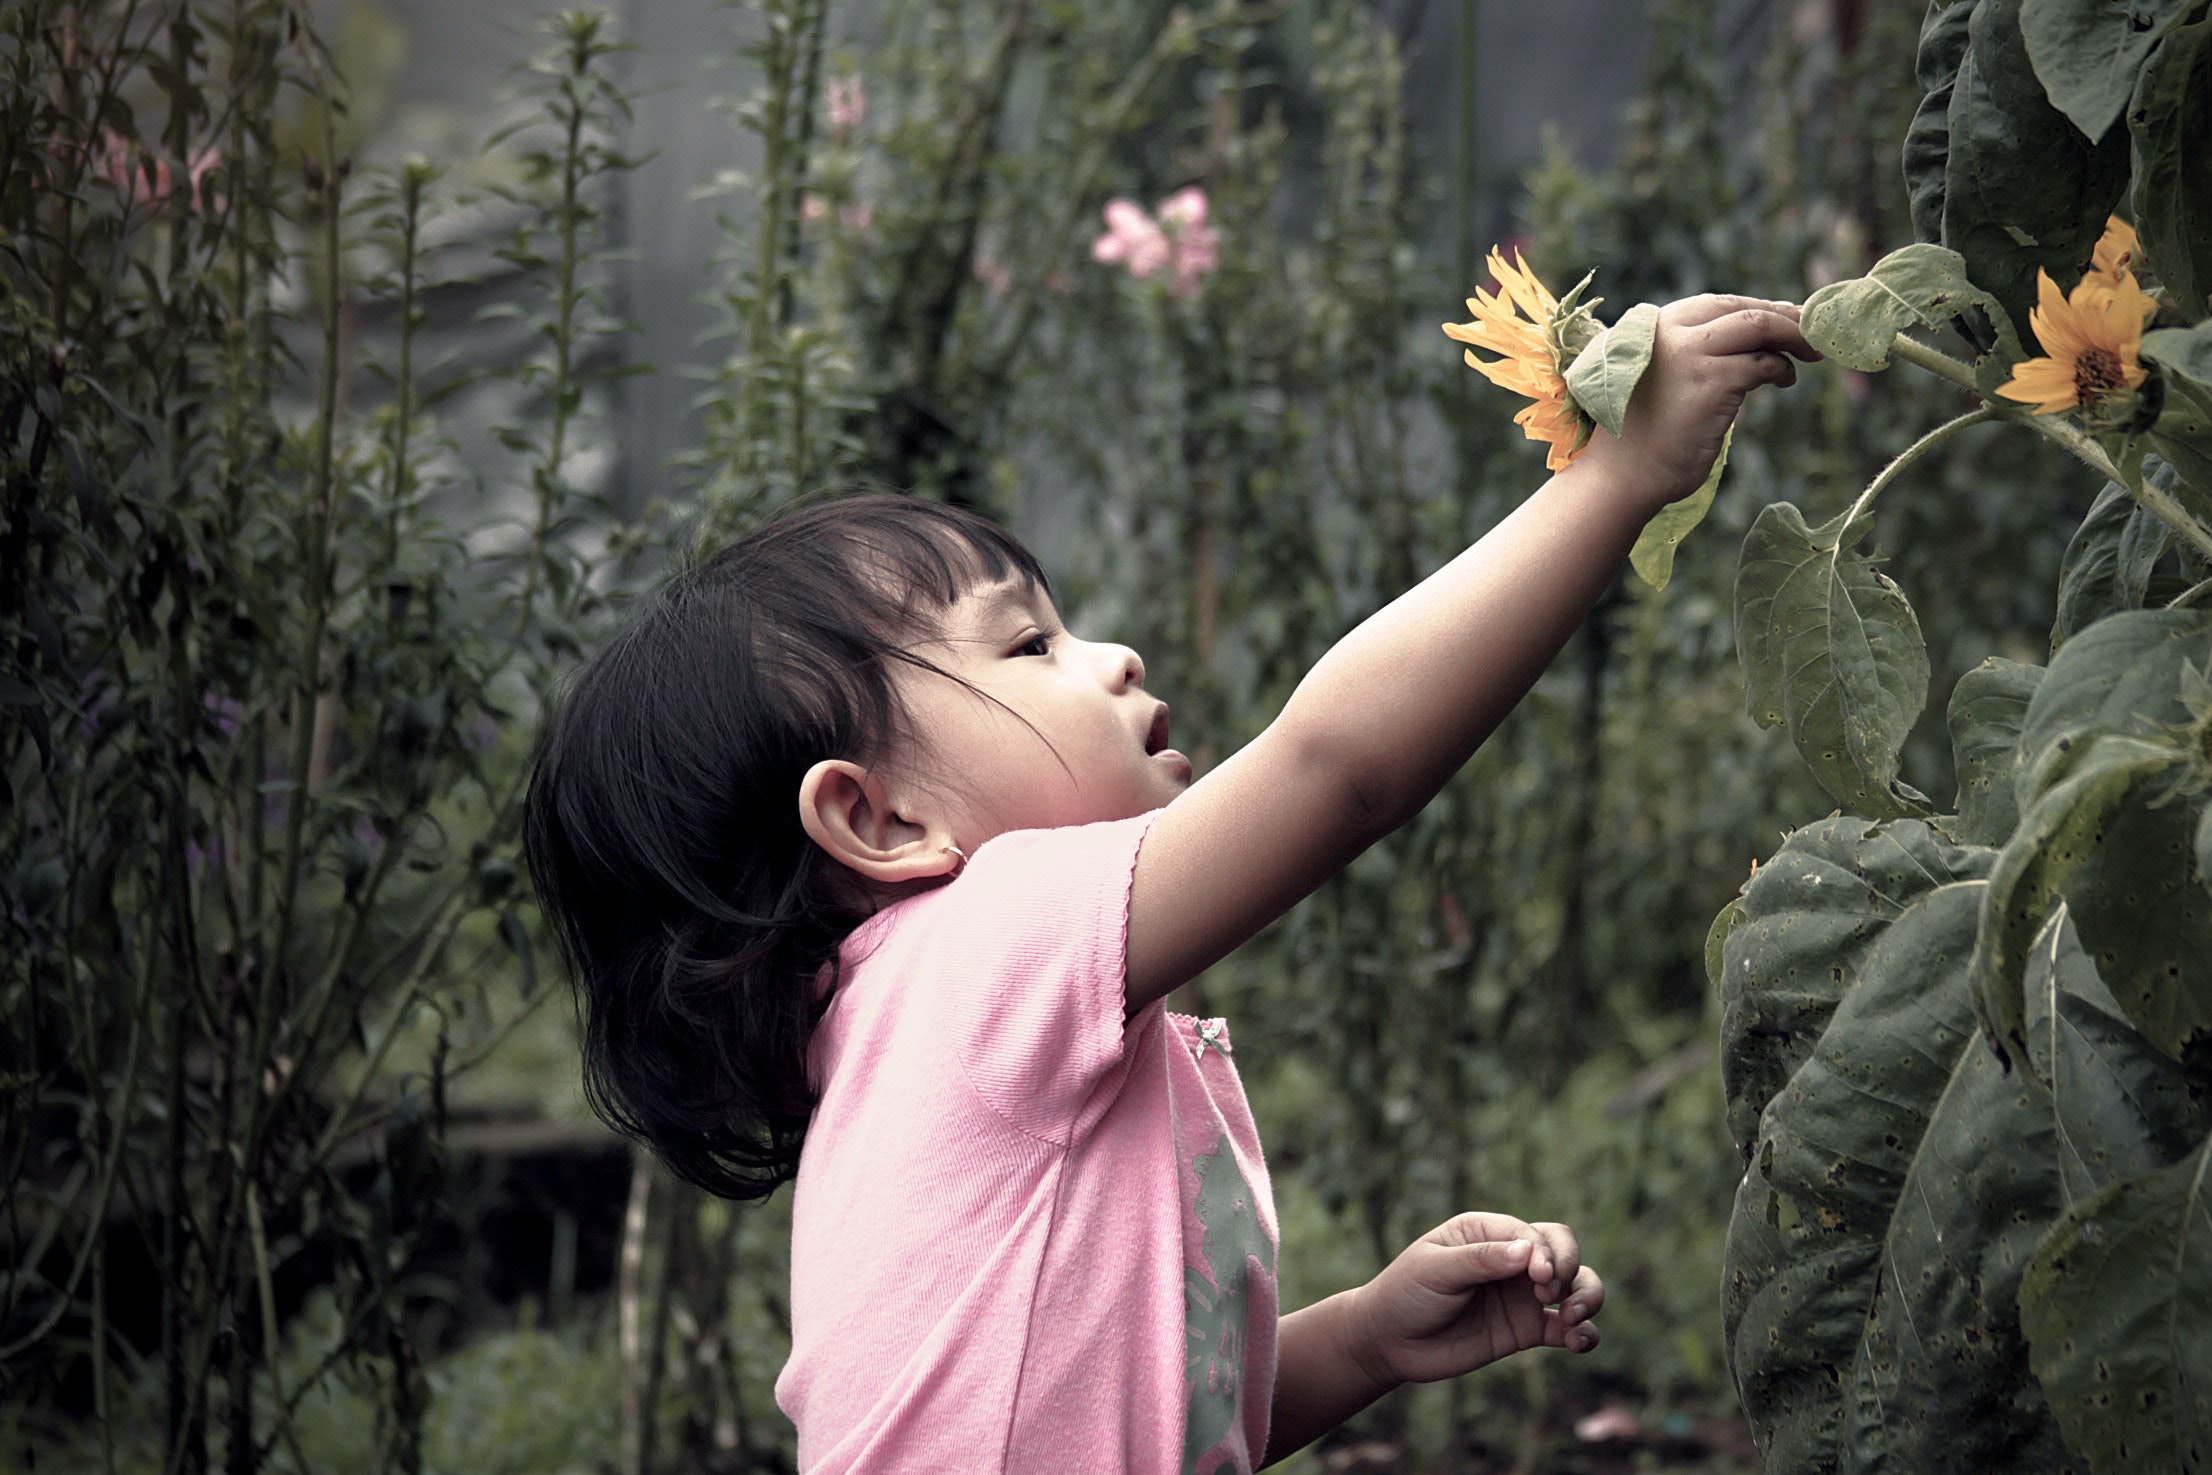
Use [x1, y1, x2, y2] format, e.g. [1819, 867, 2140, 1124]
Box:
[970, 582, 1049, 625]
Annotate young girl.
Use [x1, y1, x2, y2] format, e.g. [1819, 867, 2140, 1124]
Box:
[525, 293, 1813, 1472]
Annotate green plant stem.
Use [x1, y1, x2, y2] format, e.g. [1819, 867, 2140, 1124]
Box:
[265, 151, 345, 1083]
[2169, 573, 2212, 609]
[1887, 332, 2212, 566]
[1842, 406, 1996, 526]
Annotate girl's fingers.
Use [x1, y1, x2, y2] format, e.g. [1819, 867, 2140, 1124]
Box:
[1529, 1222, 1580, 1299]
[1664, 293, 1801, 330]
[1431, 1235, 1535, 1289]
[1560, 1266, 1605, 1324]
[1693, 307, 1820, 361]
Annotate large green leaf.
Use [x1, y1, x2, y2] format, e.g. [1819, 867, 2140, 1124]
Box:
[1800, 243, 2019, 372]
[1563, 300, 1659, 440]
[2022, 909, 2212, 1205]
[2051, 482, 2170, 652]
[1948, 656, 2047, 845]
[1718, 818, 1993, 1160]
[2131, 12, 2212, 321]
[2145, 322, 2212, 425]
[2145, 330, 2212, 519]
[1736, 504, 1932, 820]
[2020, 0, 2200, 144]
[2012, 608, 2212, 799]
[2019, 1133, 2212, 1474]
[1630, 427, 1730, 591]
[1972, 733, 2191, 1069]
[1944, 0, 2134, 342]
[1905, 1, 1981, 245]
[1725, 876, 2079, 1472]
[2063, 777, 2212, 1063]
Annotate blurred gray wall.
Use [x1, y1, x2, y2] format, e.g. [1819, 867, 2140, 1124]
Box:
[351, 0, 1659, 505]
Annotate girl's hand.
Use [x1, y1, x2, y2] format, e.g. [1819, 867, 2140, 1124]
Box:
[1349, 1213, 1604, 1386]
[1576, 295, 1817, 518]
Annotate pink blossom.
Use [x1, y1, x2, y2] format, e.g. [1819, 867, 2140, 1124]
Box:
[1091, 188, 1219, 296]
[973, 252, 1014, 295]
[1092, 198, 1171, 279]
[1156, 186, 1219, 296]
[826, 76, 865, 137]
[842, 202, 873, 234]
[88, 132, 222, 214]
[801, 191, 829, 223]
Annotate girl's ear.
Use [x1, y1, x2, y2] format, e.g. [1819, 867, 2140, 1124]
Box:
[797, 759, 962, 885]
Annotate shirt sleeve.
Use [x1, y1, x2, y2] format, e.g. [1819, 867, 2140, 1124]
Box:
[925, 811, 1158, 1146]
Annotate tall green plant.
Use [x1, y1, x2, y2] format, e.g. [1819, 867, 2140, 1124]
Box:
[1712, 2, 2212, 1469]
[0, 7, 641, 1471]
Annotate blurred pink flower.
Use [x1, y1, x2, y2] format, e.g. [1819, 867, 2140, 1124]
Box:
[88, 132, 221, 214]
[843, 202, 873, 234]
[1091, 188, 1219, 296]
[827, 76, 865, 137]
[1156, 186, 1218, 295]
[801, 191, 829, 223]
[1092, 198, 1171, 279]
[973, 252, 1014, 294]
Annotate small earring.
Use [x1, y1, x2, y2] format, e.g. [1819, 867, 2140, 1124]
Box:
[941, 843, 969, 876]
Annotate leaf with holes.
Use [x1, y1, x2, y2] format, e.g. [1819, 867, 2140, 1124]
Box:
[1971, 732, 2190, 1070]
[1800, 242, 2020, 371]
[1949, 656, 2046, 845]
[1736, 503, 1932, 821]
[1725, 868, 2082, 1472]
[2019, 1132, 2212, 1475]
[1716, 817, 1990, 1160]
[2020, 0, 2199, 145]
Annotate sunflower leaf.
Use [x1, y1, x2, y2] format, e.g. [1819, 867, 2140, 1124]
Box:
[1970, 732, 2191, 1070]
[2020, 0, 2198, 145]
[1723, 848, 2085, 1473]
[1800, 242, 2021, 371]
[1563, 300, 1660, 440]
[1630, 427, 1731, 591]
[1735, 503, 1932, 821]
[1904, 1, 1980, 246]
[2052, 481, 2169, 652]
[1943, 0, 2133, 343]
[2130, 13, 2212, 321]
[2019, 1133, 2212, 1475]
[1947, 656, 2045, 846]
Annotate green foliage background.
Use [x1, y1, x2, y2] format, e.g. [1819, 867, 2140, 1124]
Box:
[1, 0, 2149, 1471]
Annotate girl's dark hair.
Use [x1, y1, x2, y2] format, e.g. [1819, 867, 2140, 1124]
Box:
[523, 494, 1050, 1200]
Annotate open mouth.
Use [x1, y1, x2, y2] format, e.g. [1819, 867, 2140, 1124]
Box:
[1145, 703, 1171, 756]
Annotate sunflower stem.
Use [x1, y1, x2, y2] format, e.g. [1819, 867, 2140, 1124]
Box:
[2168, 574, 2212, 610]
[1842, 407, 1995, 527]
[1885, 332, 1979, 393]
[1883, 332, 2212, 566]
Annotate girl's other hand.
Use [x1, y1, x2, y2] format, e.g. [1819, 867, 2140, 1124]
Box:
[1576, 295, 1817, 517]
[1350, 1213, 1604, 1386]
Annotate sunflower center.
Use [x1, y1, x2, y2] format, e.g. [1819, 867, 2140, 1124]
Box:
[2074, 348, 2126, 403]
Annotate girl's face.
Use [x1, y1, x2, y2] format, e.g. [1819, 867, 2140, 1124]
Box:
[889, 579, 1191, 843]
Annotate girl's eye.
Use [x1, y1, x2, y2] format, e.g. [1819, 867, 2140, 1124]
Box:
[1014, 632, 1052, 657]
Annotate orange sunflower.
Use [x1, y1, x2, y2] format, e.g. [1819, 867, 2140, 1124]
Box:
[2088, 215, 2139, 284]
[1994, 264, 2156, 418]
[1444, 248, 1593, 471]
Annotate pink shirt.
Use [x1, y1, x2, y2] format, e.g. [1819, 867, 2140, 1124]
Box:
[776, 813, 1280, 1474]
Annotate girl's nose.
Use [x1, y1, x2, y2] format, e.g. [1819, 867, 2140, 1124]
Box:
[1103, 643, 1145, 691]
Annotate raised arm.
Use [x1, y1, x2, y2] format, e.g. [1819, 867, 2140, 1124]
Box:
[1124, 296, 1813, 1012]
